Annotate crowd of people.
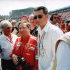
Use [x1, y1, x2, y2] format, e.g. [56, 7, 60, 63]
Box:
[0, 6, 70, 70]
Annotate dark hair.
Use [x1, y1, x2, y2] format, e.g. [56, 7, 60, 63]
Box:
[34, 6, 48, 14]
[50, 13, 58, 21]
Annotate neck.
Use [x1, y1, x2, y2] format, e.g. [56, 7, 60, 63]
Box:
[21, 34, 30, 40]
[4, 33, 11, 38]
[40, 22, 47, 30]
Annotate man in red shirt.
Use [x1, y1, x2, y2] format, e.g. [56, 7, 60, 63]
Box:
[10, 22, 38, 70]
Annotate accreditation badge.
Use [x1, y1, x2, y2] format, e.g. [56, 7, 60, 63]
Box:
[17, 42, 21, 47]
[26, 43, 30, 49]
[40, 48, 46, 56]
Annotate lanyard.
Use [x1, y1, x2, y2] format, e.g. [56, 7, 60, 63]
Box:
[39, 31, 46, 48]
[38, 31, 46, 55]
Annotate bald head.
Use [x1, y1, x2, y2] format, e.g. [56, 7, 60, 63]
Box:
[1, 20, 12, 29]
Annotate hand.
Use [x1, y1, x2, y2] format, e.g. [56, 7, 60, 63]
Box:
[12, 54, 18, 65]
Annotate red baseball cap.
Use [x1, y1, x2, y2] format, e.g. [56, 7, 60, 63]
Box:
[21, 15, 28, 19]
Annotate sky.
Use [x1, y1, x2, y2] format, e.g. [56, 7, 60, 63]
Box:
[0, 0, 70, 15]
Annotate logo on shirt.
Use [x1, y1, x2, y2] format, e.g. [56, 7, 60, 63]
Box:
[26, 43, 30, 49]
[17, 42, 21, 47]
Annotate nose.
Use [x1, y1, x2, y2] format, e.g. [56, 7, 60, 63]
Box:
[36, 17, 39, 20]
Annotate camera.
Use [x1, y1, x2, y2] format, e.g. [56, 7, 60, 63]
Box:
[16, 56, 31, 70]
[17, 56, 26, 67]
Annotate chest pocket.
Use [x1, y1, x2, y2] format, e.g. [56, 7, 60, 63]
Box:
[25, 44, 35, 54]
[24, 44, 35, 65]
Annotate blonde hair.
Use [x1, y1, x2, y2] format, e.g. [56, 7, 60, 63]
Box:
[18, 21, 31, 29]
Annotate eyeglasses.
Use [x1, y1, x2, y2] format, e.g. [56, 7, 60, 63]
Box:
[34, 15, 43, 19]
[53, 17, 59, 19]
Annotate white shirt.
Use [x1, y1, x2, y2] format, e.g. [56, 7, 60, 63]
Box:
[37, 21, 63, 70]
[56, 41, 70, 70]
[0, 34, 17, 60]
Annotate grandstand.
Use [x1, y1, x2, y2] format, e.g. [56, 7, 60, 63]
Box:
[49, 6, 70, 21]
[10, 7, 34, 19]
[9, 6, 70, 20]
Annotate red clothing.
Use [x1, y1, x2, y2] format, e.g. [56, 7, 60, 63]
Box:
[66, 24, 70, 32]
[10, 35, 38, 70]
[61, 23, 65, 33]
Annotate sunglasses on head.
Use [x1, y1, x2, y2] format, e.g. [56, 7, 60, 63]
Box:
[34, 15, 43, 19]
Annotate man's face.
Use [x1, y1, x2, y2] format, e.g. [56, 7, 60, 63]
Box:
[3, 24, 12, 36]
[19, 23, 29, 37]
[53, 15, 59, 24]
[34, 9, 47, 26]
[29, 16, 37, 27]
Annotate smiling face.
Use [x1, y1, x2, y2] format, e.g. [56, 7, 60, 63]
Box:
[18, 23, 30, 38]
[2, 23, 12, 36]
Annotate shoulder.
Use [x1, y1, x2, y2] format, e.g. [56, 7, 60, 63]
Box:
[12, 34, 18, 38]
[29, 35, 37, 45]
[50, 24, 63, 35]
[0, 34, 5, 40]
[57, 32, 70, 41]
[30, 35, 37, 41]
[50, 23, 62, 32]
[55, 32, 70, 52]
[16, 37, 21, 42]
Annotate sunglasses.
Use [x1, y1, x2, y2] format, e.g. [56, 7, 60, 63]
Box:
[34, 15, 43, 19]
[53, 17, 59, 19]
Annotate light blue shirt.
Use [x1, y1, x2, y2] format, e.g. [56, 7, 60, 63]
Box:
[0, 34, 17, 60]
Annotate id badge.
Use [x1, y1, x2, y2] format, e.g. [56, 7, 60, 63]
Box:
[40, 48, 45, 56]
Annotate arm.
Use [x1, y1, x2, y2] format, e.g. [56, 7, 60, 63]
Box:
[10, 38, 21, 65]
[56, 41, 70, 70]
[33, 39, 38, 70]
[10, 39, 21, 57]
[34, 46, 38, 70]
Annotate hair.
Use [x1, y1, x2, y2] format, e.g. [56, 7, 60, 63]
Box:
[50, 13, 58, 21]
[21, 15, 28, 19]
[34, 6, 48, 14]
[0, 20, 12, 28]
[11, 20, 16, 24]
[18, 21, 31, 29]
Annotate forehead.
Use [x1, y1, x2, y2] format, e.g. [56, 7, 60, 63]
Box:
[19, 23, 26, 27]
[4, 24, 12, 27]
[34, 9, 44, 15]
[53, 14, 58, 17]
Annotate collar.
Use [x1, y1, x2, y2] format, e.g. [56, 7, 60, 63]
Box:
[21, 35, 30, 43]
[38, 20, 51, 36]
[3, 34, 13, 43]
